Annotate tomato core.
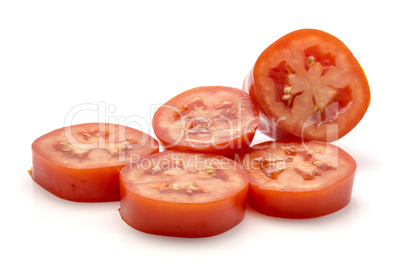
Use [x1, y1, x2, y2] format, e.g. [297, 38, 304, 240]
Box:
[269, 45, 353, 126]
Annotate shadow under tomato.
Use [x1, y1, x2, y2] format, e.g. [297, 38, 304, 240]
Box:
[117, 209, 251, 253]
[29, 177, 121, 234]
[337, 142, 381, 173]
[245, 197, 361, 230]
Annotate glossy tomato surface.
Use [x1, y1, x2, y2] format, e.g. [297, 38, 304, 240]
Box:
[30, 123, 159, 202]
[243, 29, 370, 142]
[119, 151, 249, 237]
[237, 140, 356, 218]
[152, 86, 259, 157]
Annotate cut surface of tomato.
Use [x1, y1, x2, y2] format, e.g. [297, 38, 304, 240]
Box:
[237, 140, 356, 218]
[119, 151, 249, 237]
[243, 29, 370, 142]
[152, 86, 260, 156]
[30, 123, 159, 202]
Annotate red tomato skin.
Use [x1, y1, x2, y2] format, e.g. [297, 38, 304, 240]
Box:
[248, 174, 354, 219]
[157, 129, 257, 158]
[243, 140, 357, 218]
[240, 140, 357, 219]
[29, 123, 160, 202]
[30, 151, 125, 202]
[243, 29, 370, 142]
[248, 172, 355, 218]
[152, 86, 260, 157]
[119, 176, 249, 238]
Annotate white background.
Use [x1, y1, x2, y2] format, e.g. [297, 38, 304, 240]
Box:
[1, 1, 401, 269]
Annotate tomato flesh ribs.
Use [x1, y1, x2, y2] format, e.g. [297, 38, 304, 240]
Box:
[29, 123, 159, 202]
[244, 29, 370, 142]
[238, 141, 356, 218]
[152, 86, 260, 156]
[119, 151, 249, 237]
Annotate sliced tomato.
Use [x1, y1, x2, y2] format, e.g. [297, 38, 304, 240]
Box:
[119, 151, 249, 237]
[152, 86, 260, 157]
[29, 123, 159, 202]
[237, 140, 356, 218]
[243, 29, 370, 141]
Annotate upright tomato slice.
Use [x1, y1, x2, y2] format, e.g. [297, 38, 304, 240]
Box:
[119, 151, 249, 237]
[243, 29, 370, 141]
[152, 86, 260, 157]
[29, 123, 159, 202]
[237, 140, 356, 218]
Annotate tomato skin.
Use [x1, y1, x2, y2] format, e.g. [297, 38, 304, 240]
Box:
[155, 129, 257, 158]
[238, 140, 356, 218]
[248, 172, 355, 218]
[119, 150, 250, 237]
[152, 86, 260, 157]
[120, 180, 248, 237]
[243, 29, 370, 142]
[29, 123, 159, 202]
[30, 151, 124, 202]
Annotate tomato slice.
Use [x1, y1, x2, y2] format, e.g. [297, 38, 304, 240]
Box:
[119, 151, 249, 237]
[29, 123, 159, 202]
[152, 86, 260, 157]
[237, 140, 356, 218]
[243, 29, 370, 142]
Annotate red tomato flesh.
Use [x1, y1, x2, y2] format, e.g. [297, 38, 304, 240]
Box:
[152, 86, 260, 156]
[29, 123, 159, 202]
[243, 29, 370, 142]
[237, 140, 356, 218]
[119, 151, 249, 237]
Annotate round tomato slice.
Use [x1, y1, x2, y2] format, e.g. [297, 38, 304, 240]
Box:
[152, 86, 260, 157]
[119, 151, 249, 237]
[237, 140, 356, 218]
[29, 123, 159, 202]
[243, 29, 370, 142]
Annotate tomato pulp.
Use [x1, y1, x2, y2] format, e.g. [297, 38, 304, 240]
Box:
[119, 151, 249, 237]
[243, 29, 370, 141]
[237, 140, 356, 218]
[152, 86, 260, 157]
[29, 123, 159, 202]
